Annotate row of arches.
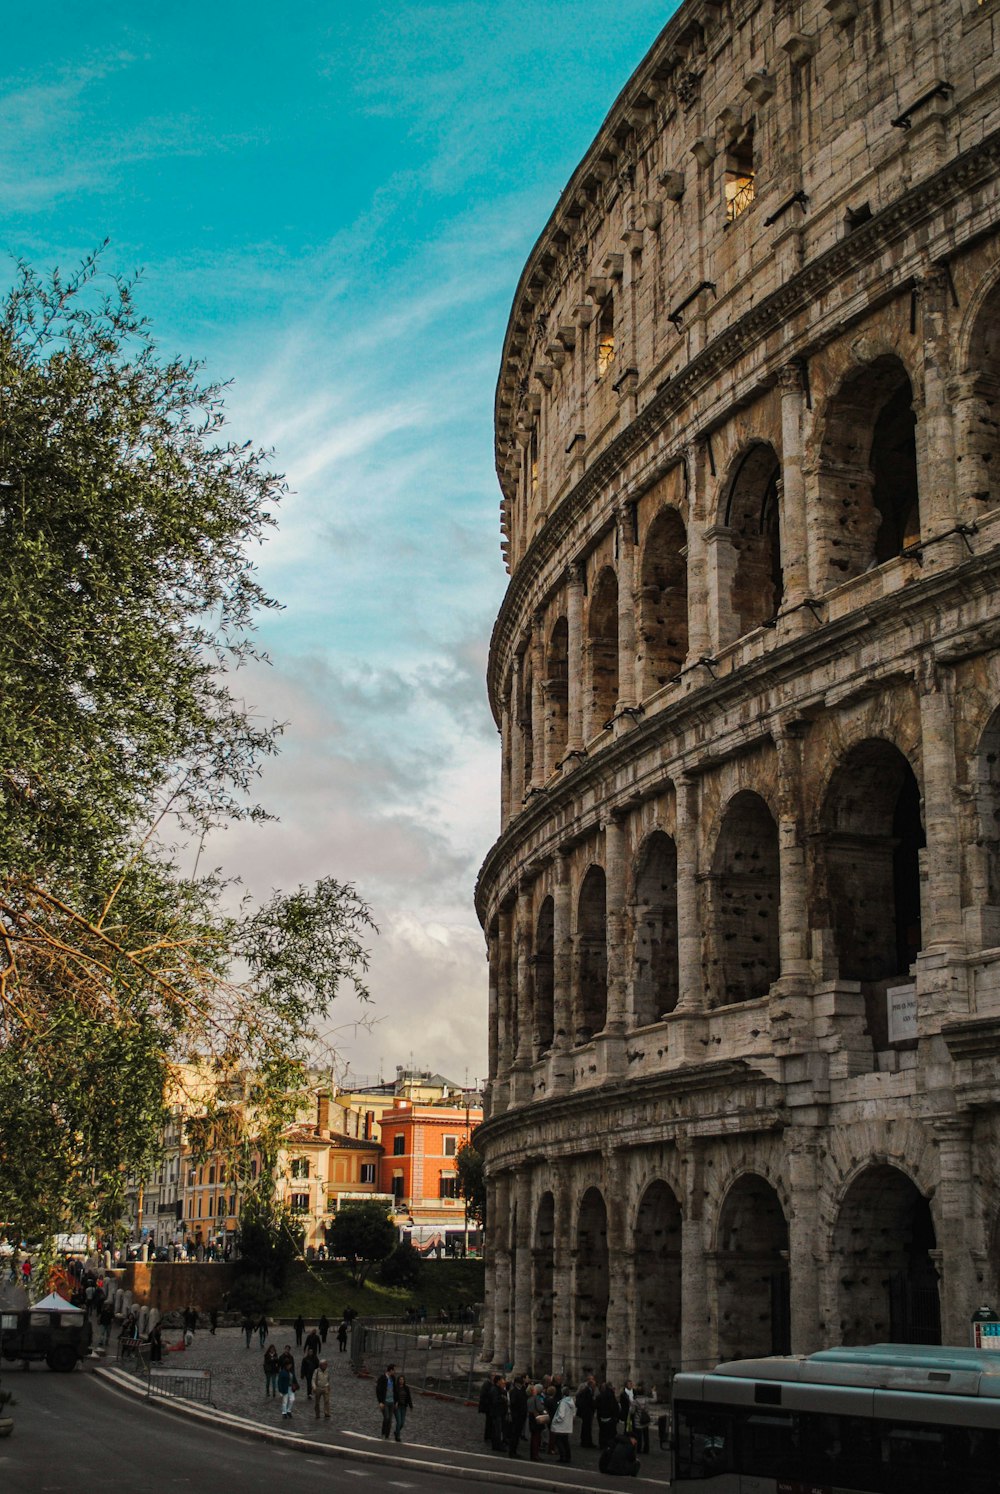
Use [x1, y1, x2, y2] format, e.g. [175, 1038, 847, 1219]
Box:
[504, 735, 926, 1054]
[503, 1163, 941, 1381]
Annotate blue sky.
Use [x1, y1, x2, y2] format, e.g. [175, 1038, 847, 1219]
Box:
[3, 0, 679, 1085]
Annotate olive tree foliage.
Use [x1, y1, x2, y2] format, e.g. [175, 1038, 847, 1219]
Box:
[0, 252, 374, 1241]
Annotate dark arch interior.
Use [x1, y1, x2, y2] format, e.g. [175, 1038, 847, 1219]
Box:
[545, 617, 569, 766]
[716, 1174, 790, 1360]
[638, 507, 688, 693]
[834, 1165, 940, 1346]
[576, 865, 608, 1041]
[725, 443, 783, 633]
[575, 1188, 609, 1378]
[633, 832, 680, 1022]
[634, 1181, 683, 1379]
[709, 792, 781, 1006]
[588, 569, 619, 733]
[534, 897, 554, 1055]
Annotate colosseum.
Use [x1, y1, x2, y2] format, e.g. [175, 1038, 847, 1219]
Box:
[474, 0, 1000, 1383]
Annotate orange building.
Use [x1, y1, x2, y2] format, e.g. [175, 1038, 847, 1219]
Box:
[379, 1098, 482, 1251]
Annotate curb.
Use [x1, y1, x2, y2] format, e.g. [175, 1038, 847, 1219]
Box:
[91, 1366, 633, 1493]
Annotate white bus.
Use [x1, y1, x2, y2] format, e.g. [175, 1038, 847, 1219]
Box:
[670, 1343, 1000, 1493]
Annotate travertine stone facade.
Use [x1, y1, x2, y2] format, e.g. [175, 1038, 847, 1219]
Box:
[475, 0, 1000, 1384]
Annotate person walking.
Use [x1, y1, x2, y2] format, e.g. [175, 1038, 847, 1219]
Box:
[313, 1358, 331, 1419]
[263, 1344, 279, 1398]
[376, 1362, 396, 1439]
[209, 1306, 218, 1336]
[305, 1324, 322, 1358]
[300, 1344, 319, 1400]
[293, 1314, 305, 1347]
[337, 1317, 349, 1353]
[256, 1314, 269, 1348]
[277, 1359, 297, 1419]
[596, 1380, 619, 1449]
[528, 1382, 548, 1462]
[242, 1313, 254, 1348]
[507, 1374, 528, 1458]
[551, 1387, 577, 1465]
[576, 1373, 597, 1448]
[393, 1371, 414, 1442]
[318, 1313, 329, 1345]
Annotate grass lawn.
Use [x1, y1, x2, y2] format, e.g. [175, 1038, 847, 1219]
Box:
[270, 1257, 485, 1320]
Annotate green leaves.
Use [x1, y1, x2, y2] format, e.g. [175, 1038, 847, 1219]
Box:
[326, 1202, 397, 1286]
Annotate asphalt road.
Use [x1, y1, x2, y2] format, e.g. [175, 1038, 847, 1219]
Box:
[0, 1365, 621, 1494]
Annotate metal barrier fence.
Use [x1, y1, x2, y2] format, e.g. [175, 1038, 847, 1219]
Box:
[115, 1338, 213, 1407]
[351, 1321, 484, 1402]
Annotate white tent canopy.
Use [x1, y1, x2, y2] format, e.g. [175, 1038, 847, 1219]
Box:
[31, 1292, 83, 1315]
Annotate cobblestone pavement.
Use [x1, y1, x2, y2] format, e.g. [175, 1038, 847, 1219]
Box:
[138, 1325, 670, 1476]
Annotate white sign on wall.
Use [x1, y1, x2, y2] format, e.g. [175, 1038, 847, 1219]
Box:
[887, 983, 918, 1044]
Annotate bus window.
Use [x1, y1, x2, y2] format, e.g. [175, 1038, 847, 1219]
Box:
[674, 1406, 735, 1480]
[884, 1425, 947, 1494]
[738, 1412, 802, 1482]
[805, 1412, 881, 1490]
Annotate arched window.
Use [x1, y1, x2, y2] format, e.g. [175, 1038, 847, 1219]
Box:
[587, 569, 619, 736]
[715, 1175, 789, 1360]
[725, 443, 782, 633]
[575, 865, 608, 1041]
[632, 832, 680, 1023]
[817, 356, 919, 587]
[544, 617, 569, 768]
[638, 508, 688, 696]
[834, 1166, 940, 1346]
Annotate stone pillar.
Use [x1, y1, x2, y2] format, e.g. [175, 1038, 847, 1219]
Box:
[482, 1173, 498, 1360]
[566, 562, 586, 756]
[550, 1175, 574, 1376]
[951, 372, 1000, 522]
[510, 655, 525, 812]
[487, 925, 500, 1087]
[497, 902, 516, 1094]
[919, 665, 964, 955]
[615, 505, 637, 713]
[933, 1116, 979, 1345]
[787, 1135, 822, 1352]
[917, 267, 959, 564]
[680, 1143, 711, 1371]
[530, 614, 546, 791]
[775, 725, 811, 988]
[493, 1172, 513, 1366]
[604, 815, 629, 1033]
[604, 1149, 630, 1385]
[684, 443, 712, 665]
[675, 776, 705, 1012]
[512, 884, 534, 1103]
[512, 1168, 533, 1372]
[777, 363, 809, 612]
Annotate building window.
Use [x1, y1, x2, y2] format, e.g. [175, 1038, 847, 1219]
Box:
[250, 1160, 258, 1180]
[725, 125, 755, 222]
[392, 1176, 405, 1201]
[361, 1163, 376, 1185]
[442, 1136, 458, 1157]
[197, 1198, 202, 1218]
[290, 1157, 310, 1180]
[188, 1169, 196, 1187]
[290, 1193, 310, 1214]
[393, 1134, 405, 1156]
[440, 1176, 459, 1199]
[208, 1166, 215, 1185]
[229, 1194, 236, 1215]
[597, 294, 615, 376]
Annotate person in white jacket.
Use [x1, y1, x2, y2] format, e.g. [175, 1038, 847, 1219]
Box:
[550, 1391, 577, 1465]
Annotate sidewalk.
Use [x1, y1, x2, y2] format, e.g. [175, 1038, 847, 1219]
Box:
[94, 1325, 670, 1489]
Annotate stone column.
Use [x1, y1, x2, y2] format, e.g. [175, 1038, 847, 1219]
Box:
[482, 1172, 498, 1360]
[675, 776, 705, 1012]
[493, 1172, 513, 1366]
[512, 1168, 533, 1372]
[775, 725, 811, 988]
[530, 613, 546, 790]
[604, 815, 629, 1034]
[777, 362, 810, 612]
[550, 1175, 574, 1376]
[951, 372, 1000, 522]
[497, 902, 516, 1099]
[680, 1143, 711, 1371]
[919, 664, 964, 955]
[604, 1149, 630, 1385]
[684, 447, 712, 666]
[615, 504, 637, 713]
[917, 267, 959, 564]
[933, 1116, 979, 1345]
[787, 1135, 822, 1352]
[566, 562, 586, 756]
[510, 654, 525, 812]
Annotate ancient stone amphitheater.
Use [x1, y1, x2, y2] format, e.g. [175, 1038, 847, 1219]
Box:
[474, 0, 1000, 1383]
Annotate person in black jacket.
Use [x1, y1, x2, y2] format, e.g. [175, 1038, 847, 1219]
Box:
[376, 1363, 396, 1439]
[576, 1374, 597, 1447]
[293, 1314, 305, 1347]
[507, 1375, 528, 1458]
[596, 1381, 619, 1449]
[600, 1431, 640, 1476]
[478, 1374, 494, 1442]
[393, 1372, 414, 1442]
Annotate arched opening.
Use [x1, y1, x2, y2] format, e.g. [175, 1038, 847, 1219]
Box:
[707, 792, 780, 1006]
[716, 1174, 790, 1361]
[575, 1188, 609, 1378]
[969, 707, 1000, 948]
[632, 832, 680, 1024]
[545, 617, 569, 769]
[725, 443, 783, 633]
[534, 897, 555, 1056]
[834, 1165, 941, 1345]
[532, 1192, 555, 1373]
[818, 356, 919, 587]
[818, 740, 925, 1049]
[634, 1181, 682, 1381]
[575, 866, 607, 1042]
[587, 568, 619, 736]
[638, 508, 688, 696]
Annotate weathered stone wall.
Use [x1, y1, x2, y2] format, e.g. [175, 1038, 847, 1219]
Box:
[122, 1261, 236, 1313]
[477, 0, 1000, 1384]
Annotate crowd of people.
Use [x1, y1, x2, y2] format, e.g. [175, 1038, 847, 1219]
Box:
[477, 1369, 662, 1476]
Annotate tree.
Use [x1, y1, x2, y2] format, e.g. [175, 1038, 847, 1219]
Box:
[234, 1197, 304, 1293]
[326, 1202, 396, 1286]
[0, 252, 374, 1243]
[455, 1142, 486, 1229]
